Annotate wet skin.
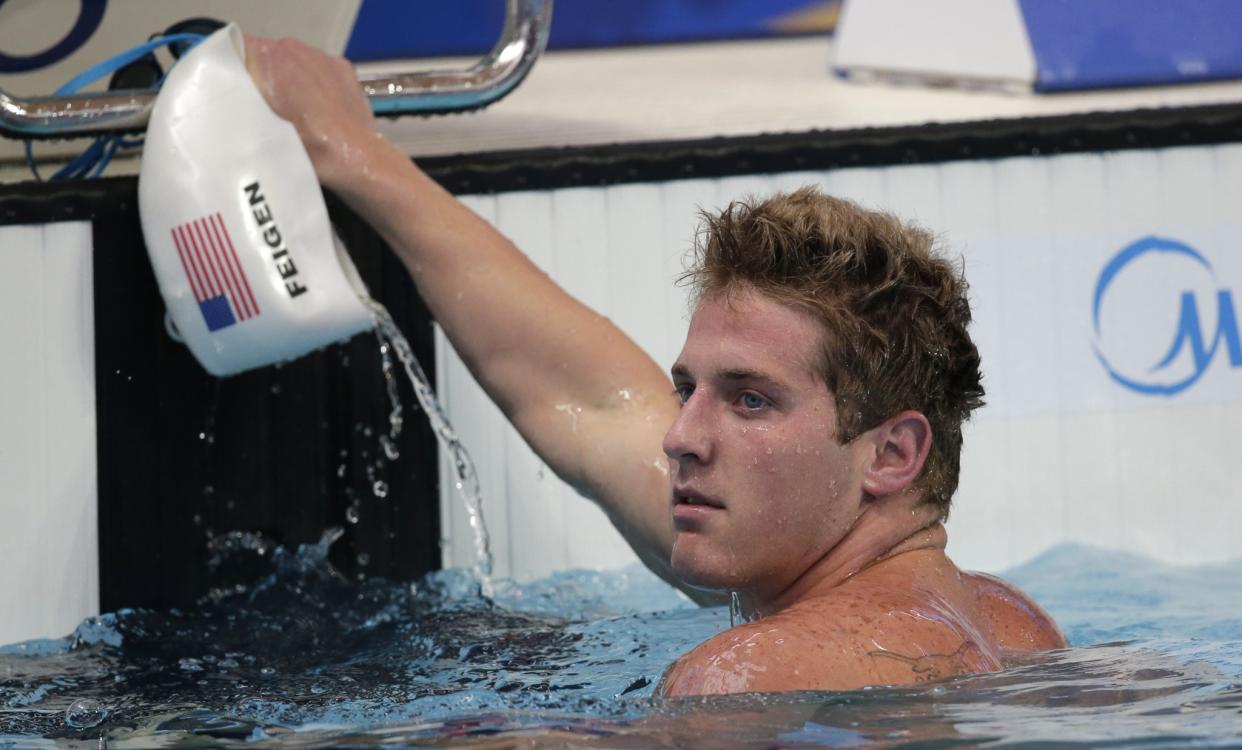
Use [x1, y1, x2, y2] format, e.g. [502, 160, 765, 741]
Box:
[658, 533, 1066, 694]
[657, 290, 1065, 695]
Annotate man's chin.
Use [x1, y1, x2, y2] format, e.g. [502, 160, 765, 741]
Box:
[670, 547, 739, 592]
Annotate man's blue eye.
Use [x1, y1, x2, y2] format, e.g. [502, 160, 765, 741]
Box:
[740, 393, 766, 410]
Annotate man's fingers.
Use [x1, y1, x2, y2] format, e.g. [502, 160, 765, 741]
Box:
[241, 33, 272, 98]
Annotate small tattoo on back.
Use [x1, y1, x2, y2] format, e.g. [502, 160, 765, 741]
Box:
[866, 641, 981, 682]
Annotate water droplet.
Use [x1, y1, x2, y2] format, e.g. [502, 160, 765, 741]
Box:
[218, 658, 240, 669]
[372, 480, 389, 498]
[356, 552, 370, 567]
[930, 685, 947, 695]
[260, 666, 277, 677]
[379, 435, 400, 460]
[178, 657, 203, 672]
[65, 698, 107, 728]
[345, 505, 360, 524]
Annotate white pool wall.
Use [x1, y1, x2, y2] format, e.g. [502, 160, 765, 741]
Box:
[0, 222, 98, 646]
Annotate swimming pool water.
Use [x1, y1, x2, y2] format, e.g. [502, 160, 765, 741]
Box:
[1, 535, 1240, 748]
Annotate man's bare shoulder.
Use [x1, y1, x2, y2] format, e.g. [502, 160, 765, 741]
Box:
[963, 571, 1068, 652]
[657, 611, 859, 696]
[658, 589, 997, 696]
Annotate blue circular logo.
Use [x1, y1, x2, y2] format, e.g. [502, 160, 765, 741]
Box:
[1093, 236, 1240, 396]
[0, 0, 107, 73]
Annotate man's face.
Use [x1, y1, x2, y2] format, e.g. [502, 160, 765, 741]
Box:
[664, 289, 867, 602]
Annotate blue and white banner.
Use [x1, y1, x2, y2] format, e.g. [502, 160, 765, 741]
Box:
[834, 0, 1242, 92]
[347, 0, 839, 60]
[1021, 0, 1242, 91]
[0, 0, 838, 85]
[0, 1, 359, 85]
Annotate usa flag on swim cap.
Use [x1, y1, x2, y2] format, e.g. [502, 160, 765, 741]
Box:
[170, 213, 261, 332]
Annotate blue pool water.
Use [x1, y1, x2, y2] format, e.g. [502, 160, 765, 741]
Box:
[1, 537, 1240, 748]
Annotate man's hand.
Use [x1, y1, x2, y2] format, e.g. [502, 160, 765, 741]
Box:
[243, 35, 381, 192]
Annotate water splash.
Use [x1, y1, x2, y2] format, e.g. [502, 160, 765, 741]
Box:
[379, 435, 400, 461]
[205, 530, 272, 570]
[367, 302, 494, 594]
[64, 698, 107, 729]
[727, 592, 759, 626]
[374, 330, 405, 446]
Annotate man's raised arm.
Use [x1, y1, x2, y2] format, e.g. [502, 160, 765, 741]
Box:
[245, 37, 682, 584]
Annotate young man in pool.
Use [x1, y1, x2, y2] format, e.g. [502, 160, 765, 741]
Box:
[245, 37, 1066, 695]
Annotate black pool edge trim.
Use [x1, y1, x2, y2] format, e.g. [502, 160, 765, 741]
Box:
[5, 101, 1242, 216]
[415, 101, 1242, 193]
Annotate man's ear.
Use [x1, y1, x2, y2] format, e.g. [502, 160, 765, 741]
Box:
[860, 410, 932, 498]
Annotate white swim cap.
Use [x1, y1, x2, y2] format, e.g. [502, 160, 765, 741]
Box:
[139, 24, 373, 377]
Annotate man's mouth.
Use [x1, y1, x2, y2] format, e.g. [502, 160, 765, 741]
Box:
[674, 488, 725, 509]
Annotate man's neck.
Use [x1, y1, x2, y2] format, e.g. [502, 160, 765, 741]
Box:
[740, 499, 946, 618]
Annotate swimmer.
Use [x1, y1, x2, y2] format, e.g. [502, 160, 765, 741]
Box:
[244, 36, 1067, 695]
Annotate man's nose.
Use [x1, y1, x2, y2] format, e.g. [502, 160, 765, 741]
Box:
[662, 392, 712, 465]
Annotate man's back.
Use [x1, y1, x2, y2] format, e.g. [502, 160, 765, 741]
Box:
[659, 545, 1066, 695]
